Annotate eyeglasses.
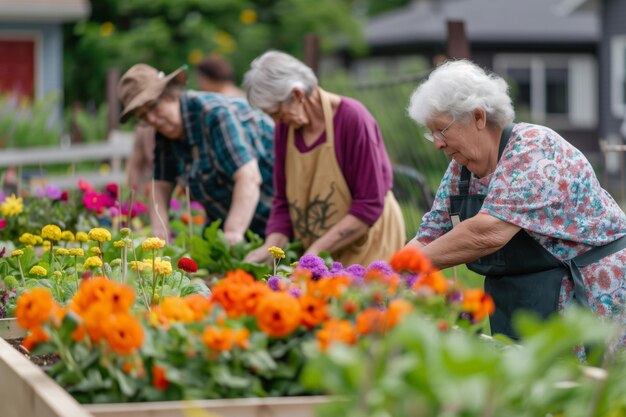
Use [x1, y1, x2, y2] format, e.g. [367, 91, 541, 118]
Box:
[135, 98, 161, 122]
[424, 119, 455, 142]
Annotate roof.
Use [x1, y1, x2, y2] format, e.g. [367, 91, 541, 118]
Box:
[0, 0, 90, 23]
[366, 0, 599, 48]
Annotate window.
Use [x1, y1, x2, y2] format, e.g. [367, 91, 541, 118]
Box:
[494, 54, 597, 128]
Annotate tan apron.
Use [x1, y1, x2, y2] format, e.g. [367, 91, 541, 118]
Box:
[285, 89, 405, 266]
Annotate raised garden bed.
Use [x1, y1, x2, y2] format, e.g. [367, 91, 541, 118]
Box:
[0, 318, 25, 339]
[0, 337, 329, 417]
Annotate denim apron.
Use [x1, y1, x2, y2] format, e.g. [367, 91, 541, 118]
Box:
[449, 124, 626, 338]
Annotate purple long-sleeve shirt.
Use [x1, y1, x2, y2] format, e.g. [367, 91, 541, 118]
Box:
[265, 97, 393, 238]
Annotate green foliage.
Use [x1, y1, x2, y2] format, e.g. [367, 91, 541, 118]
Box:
[63, 0, 366, 104]
[0, 94, 61, 148]
[303, 307, 626, 417]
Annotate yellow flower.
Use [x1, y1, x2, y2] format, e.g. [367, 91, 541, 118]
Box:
[120, 228, 131, 237]
[53, 271, 62, 278]
[113, 240, 126, 248]
[239, 9, 257, 25]
[68, 248, 84, 257]
[88, 228, 112, 243]
[41, 225, 62, 241]
[19, 233, 37, 246]
[188, 49, 203, 65]
[90, 246, 102, 255]
[29, 266, 47, 276]
[34, 236, 43, 245]
[110, 258, 122, 267]
[130, 261, 145, 272]
[142, 237, 166, 251]
[100, 21, 115, 37]
[213, 31, 236, 54]
[60, 231, 75, 241]
[43, 241, 51, 252]
[1, 194, 23, 217]
[153, 258, 173, 276]
[56, 248, 69, 256]
[83, 256, 103, 269]
[10, 249, 24, 257]
[76, 232, 88, 242]
[268, 246, 285, 260]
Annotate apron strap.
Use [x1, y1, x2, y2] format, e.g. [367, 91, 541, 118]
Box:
[561, 235, 626, 307]
[459, 123, 515, 196]
[318, 89, 335, 147]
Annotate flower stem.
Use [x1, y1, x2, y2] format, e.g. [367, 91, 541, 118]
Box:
[17, 258, 25, 287]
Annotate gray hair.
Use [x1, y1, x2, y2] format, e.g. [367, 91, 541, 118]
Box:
[243, 50, 318, 111]
[407, 60, 515, 129]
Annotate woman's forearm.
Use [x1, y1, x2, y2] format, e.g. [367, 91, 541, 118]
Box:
[307, 214, 369, 255]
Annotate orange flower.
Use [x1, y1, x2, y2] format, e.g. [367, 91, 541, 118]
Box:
[71, 277, 117, 315]
[413, 270, 448, 294]
[22, 326, 50, 351]
[299, 295, 329, 329]
[103, 313, 144, 355]
[211, 280, 247, 318]
[310, 275, 350, 298]
[389, 247, 432, 274]
[224, 269, 255, 285]
[355, 307, 386, 335]
[83, 303, 113, 343]
[159, 297, 195, 323]
[152, 365, 169, 390]
[462, 289, 495, 321]
[242, 282, 271, 315]
[181, 213, 190, 225]
[16, 289, 57, 330]
[255, 292, 302, 337]
[316, 319, 357, 352]
[193, 215, 205, 225]
[108, 284, 136, 312]
[202, 326, 234, 352]
[385, 299, 413, 329]
[184, 294, 212, 320]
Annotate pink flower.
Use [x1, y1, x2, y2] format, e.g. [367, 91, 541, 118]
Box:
[78, 178, 95, 193]
[170, 198, 182, 211]
[121, 201, 148, 217]
[105, 183, 119, 198]
[0, 219, 6, 230]
[83, 192, 115, 214]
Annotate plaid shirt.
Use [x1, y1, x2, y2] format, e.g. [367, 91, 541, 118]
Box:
[154, 91, 274, 236]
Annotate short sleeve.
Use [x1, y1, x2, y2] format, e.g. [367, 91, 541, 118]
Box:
[480, 127, 566, 235]
[416, 161, 457, 244]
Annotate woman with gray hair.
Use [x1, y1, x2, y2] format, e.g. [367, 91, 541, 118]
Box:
[243, 51, 405, 266]
[406, 59, 626, 340]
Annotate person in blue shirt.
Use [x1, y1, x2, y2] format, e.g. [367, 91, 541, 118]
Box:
[118, 63, 274, 244]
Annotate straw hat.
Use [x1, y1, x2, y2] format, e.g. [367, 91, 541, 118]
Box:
[117, 64, 187, 123]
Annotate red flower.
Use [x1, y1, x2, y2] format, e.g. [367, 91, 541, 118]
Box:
[152, 365, 169, 390]
[105, 183, 119, 198]
[0, 219, 6, 230]
[60, 191, 68, 201]
[78, 178, 94, 193]
[177, 257, 198, 273]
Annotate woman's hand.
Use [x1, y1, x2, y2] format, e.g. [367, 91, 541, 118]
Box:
[243, 232, 290, 264]
[244, 245, 272, 264]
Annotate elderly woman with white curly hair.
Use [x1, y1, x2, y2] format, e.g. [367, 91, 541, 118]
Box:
[406, 59, 626, 339]
[243, 51, 405, 266]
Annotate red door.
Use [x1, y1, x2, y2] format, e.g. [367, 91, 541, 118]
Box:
[0, 39, 35, 101]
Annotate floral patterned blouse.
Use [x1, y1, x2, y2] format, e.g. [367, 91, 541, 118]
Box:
[417, 123, 626, 331]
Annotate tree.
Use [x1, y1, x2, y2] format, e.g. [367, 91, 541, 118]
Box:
[63, 0, 367, 105]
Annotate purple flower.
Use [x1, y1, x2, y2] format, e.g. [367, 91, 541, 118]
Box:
[404, 273, 419, 288]
[45, 184, 63, 200]
[0, 191, 5, 203]
[367, 260, 393, 276]
[190, 201, 204, 211]
[109, 206, 120, 217]
[267, 276, 282, 291]
[288, 286, 302, 298]
[345, 264, 366, 280]
[297, 254, 329, 279]
[170, 198, 182, 211]
[447, 290, 463, 303]
[329, 261, 344, 274]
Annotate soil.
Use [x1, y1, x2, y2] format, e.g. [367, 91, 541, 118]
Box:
[6, 338, 60, 367]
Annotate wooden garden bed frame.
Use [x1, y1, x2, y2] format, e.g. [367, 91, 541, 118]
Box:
[0, 336, 329, 417]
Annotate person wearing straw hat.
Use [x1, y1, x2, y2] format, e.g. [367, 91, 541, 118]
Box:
[118, 63, 275, 244]
[242, 51, 405, 266]
[406, 59, 626, 340]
